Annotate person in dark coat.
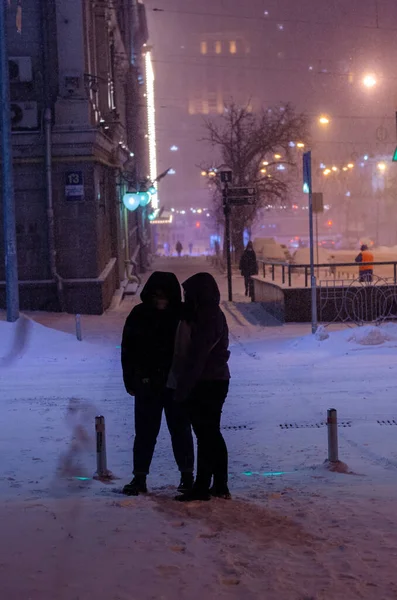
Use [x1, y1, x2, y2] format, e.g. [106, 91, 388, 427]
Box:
[176, 241, 183, 257]
[168, 272, 231, 502]
[121, 272, 194, 496]
[239, 241, 258, 297]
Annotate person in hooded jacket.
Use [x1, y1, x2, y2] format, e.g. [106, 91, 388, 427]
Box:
[121, 272, 194, 496]
[168, 272, 231, 502]
[239, 241, 258, 297]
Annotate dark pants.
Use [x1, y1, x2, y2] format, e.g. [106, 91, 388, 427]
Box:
[133, 387, 194, 475]
[359, 270, 373, 282]
[188, 380, 229, 491]
[244, 275, 254, 298]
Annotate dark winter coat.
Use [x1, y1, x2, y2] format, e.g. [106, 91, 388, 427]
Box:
[121, 272, 182, 395]
[239, 249, 258, 277]
[168, 272, 230, 403]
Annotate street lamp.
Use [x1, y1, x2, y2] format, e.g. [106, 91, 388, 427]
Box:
[318, 115, 330, 125]
[362, 74, 377, 89]
[377, 162, 386, 172]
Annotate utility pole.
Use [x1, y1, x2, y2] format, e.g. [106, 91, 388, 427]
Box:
[221, 169, 233, 302]
[0, 0, 19, 322]
[303, 151, 317, 334]
[223, 184, 232, 302]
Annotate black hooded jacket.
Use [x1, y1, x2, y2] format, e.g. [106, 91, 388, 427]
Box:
[169, 272, 230, 403]
[239, 246, 258, 277]
[121, 272, 181, 394]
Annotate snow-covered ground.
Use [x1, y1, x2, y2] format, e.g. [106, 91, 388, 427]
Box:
[1, 257, 397, 599]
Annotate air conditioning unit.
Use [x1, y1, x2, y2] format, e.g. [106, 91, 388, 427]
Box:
[10, 101, 39, 131]
[8, 57, 33, 83]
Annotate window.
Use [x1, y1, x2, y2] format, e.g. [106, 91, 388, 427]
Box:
[215, 41, 222, 54]
[208, 92, 218, 113]
[229, 40, 237, 54]
[200, 41, 207, 55]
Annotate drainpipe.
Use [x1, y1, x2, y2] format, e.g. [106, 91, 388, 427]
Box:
[44, 108, 64, 310]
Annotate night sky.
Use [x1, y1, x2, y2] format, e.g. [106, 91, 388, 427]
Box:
[146, 0, 397, 208]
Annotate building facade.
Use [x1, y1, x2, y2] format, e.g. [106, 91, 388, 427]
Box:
[0, 0, 151, 314]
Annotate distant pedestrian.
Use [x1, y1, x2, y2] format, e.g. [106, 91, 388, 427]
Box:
[189, 243, 193, 255]
[121, 272, 194, 496]
[168, 273, 231, 502]
[176, 241, 183, 257]
[239, 241, 258, 297]
[329, 255, 336, 277]
[214, 240, 220, 257]
[355, 244, 374, 282]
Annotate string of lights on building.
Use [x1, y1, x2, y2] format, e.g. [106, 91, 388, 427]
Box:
[144, 46, 158, 209]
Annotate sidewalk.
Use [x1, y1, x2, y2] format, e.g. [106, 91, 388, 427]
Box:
[1, 257, 397, 599]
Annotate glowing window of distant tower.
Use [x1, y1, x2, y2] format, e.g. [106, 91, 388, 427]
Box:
[215, 41, 222, 54]
[144, 50, 158, 209]
[200, 41, 207, 55]
[230, 40, 237, 54]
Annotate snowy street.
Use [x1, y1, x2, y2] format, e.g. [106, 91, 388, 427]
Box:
[1, 257, 397, 599]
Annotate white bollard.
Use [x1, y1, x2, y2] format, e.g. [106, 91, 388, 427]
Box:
[75, 314, 82, 341]
[327, 408, 339, 463]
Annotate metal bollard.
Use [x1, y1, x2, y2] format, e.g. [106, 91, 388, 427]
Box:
[95, 416, 108, 477]
[75, 314, 82, 341]
[327, 408, 339, 463]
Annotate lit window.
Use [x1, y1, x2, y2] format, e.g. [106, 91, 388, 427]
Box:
[200, 41, 207, 55]
[230, 41, 237, 54]
[215, 41, 222, 54]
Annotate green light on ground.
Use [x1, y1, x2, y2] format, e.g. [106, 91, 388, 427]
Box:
[242, 471, 287, 477]
[74, 477, 91, 481]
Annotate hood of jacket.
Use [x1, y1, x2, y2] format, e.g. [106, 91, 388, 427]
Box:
[140, 271, 182, 308]
[182, 272, 221, 310]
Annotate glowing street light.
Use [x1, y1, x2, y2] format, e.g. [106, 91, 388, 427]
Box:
[260, 168, 267, 174]
[347, 163, 354, 169]
[201, 170, 207, 176]
[318, 115, 330, 125]
[377, 162, 386, 172]
[263, 161, 269, 166]
[323, 169, 331, 176]
[362, 74, 377, 89]
[274, 153, 282, 159]
[331, 166, 338, 172]
[296, 142, 305, 148]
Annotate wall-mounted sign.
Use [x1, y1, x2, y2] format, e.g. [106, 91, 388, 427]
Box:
[65, 171, 84, 201]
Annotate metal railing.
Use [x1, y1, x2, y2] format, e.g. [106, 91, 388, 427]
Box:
[258, 259, 397, 287]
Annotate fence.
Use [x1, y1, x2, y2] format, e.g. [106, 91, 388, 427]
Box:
[258, 259, 397, 288]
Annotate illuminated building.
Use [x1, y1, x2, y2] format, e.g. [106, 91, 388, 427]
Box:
[0, 0, 151, 314]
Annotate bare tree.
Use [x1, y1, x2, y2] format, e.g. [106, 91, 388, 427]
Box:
[201, 102, 309, 258]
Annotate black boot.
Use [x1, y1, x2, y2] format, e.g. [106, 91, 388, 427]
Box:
[122, 475, 147, 496]
[210, 484, 232, 500]
[175, 488, 211, 502]
[177, 472, 194, 493]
